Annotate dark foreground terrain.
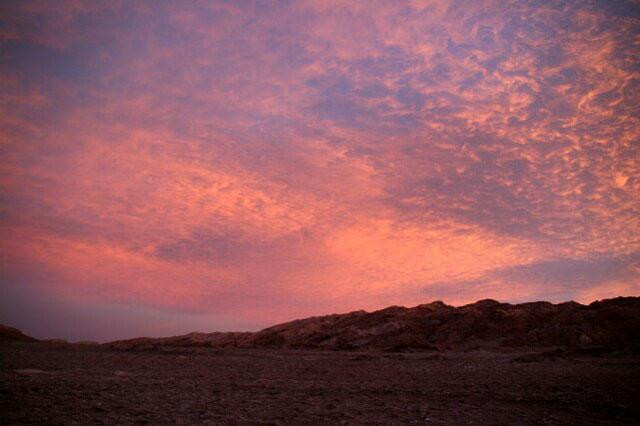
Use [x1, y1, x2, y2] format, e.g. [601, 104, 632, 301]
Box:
[2, 342, 639, 425]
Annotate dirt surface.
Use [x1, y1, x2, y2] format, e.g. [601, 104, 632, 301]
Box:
[2, 342, 639, 425]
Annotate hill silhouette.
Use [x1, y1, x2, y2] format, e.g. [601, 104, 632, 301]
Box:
[104, 296, 640, 352]
[0, 324, 37, 342]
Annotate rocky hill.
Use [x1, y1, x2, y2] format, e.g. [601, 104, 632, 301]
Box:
[106, 296, 640, 352]
[0, 324, 37, 342]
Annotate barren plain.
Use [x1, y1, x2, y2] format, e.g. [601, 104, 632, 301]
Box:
[2, 341, 639, 425]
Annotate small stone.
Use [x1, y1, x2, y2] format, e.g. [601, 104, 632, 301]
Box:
[579, 333, 593, 345]
[16, 369, 46, 375]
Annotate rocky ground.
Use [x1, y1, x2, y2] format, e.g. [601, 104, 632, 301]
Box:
[2, 342, 639, 425]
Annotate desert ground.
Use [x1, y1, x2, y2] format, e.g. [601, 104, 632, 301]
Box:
[2, 342, 639, 425]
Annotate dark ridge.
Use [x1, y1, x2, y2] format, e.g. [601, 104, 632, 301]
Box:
[103, 297, 640, 353]
[0, 324, 37, 342]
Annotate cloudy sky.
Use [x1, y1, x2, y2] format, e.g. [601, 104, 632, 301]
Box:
[1, 0, 638, 341]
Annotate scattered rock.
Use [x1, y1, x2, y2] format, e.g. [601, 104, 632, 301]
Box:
[2, 342, 639, 425]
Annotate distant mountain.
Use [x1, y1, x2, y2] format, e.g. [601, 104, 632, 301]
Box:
[0, 324, 37, 342]
[106, 297, 640, 352]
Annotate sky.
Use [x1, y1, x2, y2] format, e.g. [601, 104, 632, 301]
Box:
[1, 0, 639, 342]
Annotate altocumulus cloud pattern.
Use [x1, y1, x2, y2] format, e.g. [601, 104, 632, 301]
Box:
[0, 0, 638, 340]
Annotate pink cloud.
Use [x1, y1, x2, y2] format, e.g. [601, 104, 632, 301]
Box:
[1, 0, 638, 340]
